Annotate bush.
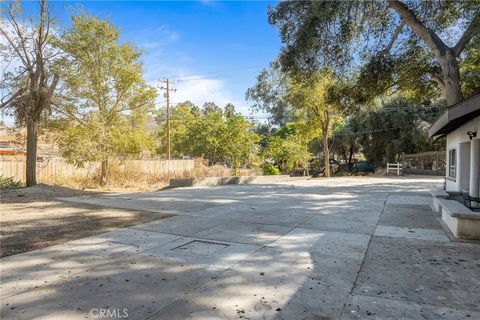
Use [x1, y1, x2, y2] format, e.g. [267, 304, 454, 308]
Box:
[0, 175, 23, 189]
[262, 163, 281, 175]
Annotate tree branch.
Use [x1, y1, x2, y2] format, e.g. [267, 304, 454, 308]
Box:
[431, 74, 445, 90]
[46, 74, 59, 101]
[381, 21, 405, 55]
[0, 24, 30, 68]
[8, 7, 33, 68]
[51, 102, 87, 127]
[387, 0, 448, 58]
[0, 88, 26, 109]
[453, 11, 480, 56]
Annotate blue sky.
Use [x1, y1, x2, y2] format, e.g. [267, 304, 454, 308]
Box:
[18, 0, 281, 117]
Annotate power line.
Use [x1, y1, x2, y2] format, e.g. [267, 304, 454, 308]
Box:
[369, 105, 442, 113]
[334, 126, 410, 136]
[158, 79, 176, 160]
[165, 65, 264, 80]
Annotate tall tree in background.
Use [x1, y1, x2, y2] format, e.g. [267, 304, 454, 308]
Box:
[269, 0, 480, 106]
[288, 70, 349, 177]
[222, 110, 260, 174]
[263, 122, 315, 174]
[331, 120, 361, 170]
[57, 14, 156, 185]
[156, 101, 198, 157]
[0, 0, 60, 186]
[158, 102, 258, 170]
[246, 60, 293, 126]
[346, 98, 444, 164]
[202, 101, 222, 116]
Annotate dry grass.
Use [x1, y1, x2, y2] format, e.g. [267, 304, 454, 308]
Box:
[40, 162, 258, 192]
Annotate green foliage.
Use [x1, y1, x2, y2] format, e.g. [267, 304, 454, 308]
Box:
[262, 163, 281, 175]
[59, 116, 155, 167]
[56, 14, 156, 183]
[262, 122, 313, 174]
[0, 175, 23, 189]
[287, 70, 354, 176]
[268, 1, 480, 104]
[345, 98, 445, 164]
[356, 42, 443, 104]
[157, 102, 259, 171]
[330, 120, 360, 169]
[461, 43, 480, 98]
[246, 60, 294, 126]
[287, 70, 349, 127]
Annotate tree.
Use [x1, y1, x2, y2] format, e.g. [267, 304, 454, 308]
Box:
[224, 103, 236, 118]
[263, 122, 314, 174]
[222, 112, 259, 174]
[202, 102, 222, 116]
[57, 14, 156, 185]
[0, 0, 60, 186]
[460, 43, 480, 97]
[287, 70, 348, 177]
[156, 101, 198, 157]
[190, 110, 226, 164]
[269, 1, 480, 106]
[159, 102, 258, 170]
[331, 120, 360, 170]
[348, 98, 445, 164]
[246, 60, 293, 126]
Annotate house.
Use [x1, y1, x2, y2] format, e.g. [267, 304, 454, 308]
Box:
[429, 93, 480, 239]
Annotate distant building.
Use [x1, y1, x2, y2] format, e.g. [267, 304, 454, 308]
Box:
[0, 126, 23, 156]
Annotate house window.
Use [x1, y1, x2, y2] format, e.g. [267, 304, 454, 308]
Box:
[448, 148, 456, 179]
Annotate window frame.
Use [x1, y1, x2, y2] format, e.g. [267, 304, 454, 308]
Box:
[448, 148, 456, 180]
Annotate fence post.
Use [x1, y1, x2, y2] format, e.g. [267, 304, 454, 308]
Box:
[397, 162, 400, 176]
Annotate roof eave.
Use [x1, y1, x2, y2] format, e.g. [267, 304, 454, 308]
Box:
[428, 93, 480, 138]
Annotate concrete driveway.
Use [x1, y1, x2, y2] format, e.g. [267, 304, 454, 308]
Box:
[1, 176, 479, 319]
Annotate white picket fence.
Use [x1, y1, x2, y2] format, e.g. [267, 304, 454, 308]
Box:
[0, 157, 194, 183]
[386, 162, 403, 176]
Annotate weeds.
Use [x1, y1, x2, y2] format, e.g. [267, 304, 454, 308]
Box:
[0, 175, 23, 189]
[39, 161, 257, 191]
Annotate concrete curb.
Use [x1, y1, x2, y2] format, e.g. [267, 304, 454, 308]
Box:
[169, 175, 308, 187]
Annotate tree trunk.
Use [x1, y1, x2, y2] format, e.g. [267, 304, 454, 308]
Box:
[25, 117, 38, 187]
[323, 132, 330, 177]
[348, 145, 354, 170]
[101, 159, 108, 186]
[386, 1, 465, 106]
[440, 50, 463, 106]
[233, 158, 239, 176]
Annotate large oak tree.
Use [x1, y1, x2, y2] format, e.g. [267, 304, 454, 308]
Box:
[269, 0, 480, 106]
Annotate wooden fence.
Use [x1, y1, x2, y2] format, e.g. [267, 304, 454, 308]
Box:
[402, 151, 445, 176]
[386, 162, 403, 176]
[0, 157, 194, 183]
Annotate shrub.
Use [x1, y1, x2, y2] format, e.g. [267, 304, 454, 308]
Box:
[262, 163, 281, 175]
[0, 175, 23, 189]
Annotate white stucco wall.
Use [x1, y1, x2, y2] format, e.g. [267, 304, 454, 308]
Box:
[445, 116, 480, 192]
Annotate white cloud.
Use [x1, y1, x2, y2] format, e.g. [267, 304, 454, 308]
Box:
[151, 76, 235, 108]
[153, 24, 180, 42]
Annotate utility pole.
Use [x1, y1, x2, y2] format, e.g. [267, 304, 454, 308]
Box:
[159, 78, 176, 160]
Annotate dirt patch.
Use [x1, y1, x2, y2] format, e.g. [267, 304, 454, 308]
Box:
[0, 200, 172, 257]
[0, 184, 104, 203]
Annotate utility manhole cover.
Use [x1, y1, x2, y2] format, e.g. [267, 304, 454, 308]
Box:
[173, 240, 229, 255]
